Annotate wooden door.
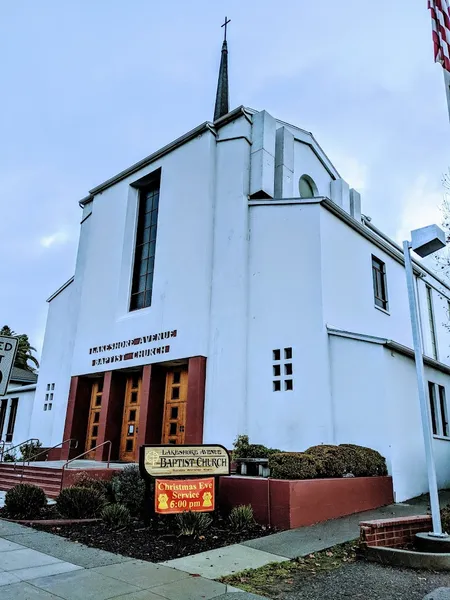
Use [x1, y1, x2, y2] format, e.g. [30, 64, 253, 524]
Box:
[119, 374, 141, 462]
[85, 380, 103, 458]
[162, 368, 188, 444]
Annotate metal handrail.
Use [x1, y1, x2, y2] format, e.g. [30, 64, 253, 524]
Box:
[60, 440, 112, 491]
[24, 438, 78, 467]
[0, 438, 40, 465]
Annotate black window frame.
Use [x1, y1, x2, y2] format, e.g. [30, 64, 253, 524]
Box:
[5, 398, 18, 443]
[372, 255, 389, 311]
[428, 381, 450, 438]
[130, 172, 161, 311]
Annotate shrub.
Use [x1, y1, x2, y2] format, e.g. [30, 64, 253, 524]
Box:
[305, 445, 348, 478]
[3, 452, 15, 462]
[72, 472, 115, 502]
[20, 441, 43, 462]
[101, 504, 131, 530]
[56, 486, 105, 519]
[233, 434, 280, 460]
[5, 483, 47, 518]
[111, 465, 145, 516]
[229, 505, 255, 530]
[441, 505, 450, 533]
[175, 511, 212, 536]
[269, 452, 319, 480]
[338, 444, 387, 477]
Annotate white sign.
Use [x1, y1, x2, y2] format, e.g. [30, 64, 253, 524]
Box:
[0, 336, 18, 396]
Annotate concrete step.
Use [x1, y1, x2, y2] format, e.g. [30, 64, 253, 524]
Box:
[0, 465, 63, 498]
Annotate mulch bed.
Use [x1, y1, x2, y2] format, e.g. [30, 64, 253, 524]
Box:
[21, 512, 274, 563]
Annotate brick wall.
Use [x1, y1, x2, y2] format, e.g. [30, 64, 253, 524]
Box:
[360, 515, 432, 548]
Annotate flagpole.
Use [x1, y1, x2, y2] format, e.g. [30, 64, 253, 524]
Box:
[443, 69, 450, 122]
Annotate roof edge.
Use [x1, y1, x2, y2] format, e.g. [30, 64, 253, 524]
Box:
[80, 106, 250, 205]
[47, 277, 74, 303]
[327, 325, 450, 376]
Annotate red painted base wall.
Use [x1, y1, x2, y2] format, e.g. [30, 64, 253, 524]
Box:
[61, 469, 120, 489]
[219, 476, 394, 529]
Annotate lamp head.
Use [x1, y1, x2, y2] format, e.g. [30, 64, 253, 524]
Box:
[410, 224, 446, 258]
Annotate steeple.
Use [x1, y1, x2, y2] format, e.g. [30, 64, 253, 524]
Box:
[214, 17, 230, 121]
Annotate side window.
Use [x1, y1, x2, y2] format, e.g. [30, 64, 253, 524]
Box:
[372, 255, 388, 312]
[428, 382, 449, 438]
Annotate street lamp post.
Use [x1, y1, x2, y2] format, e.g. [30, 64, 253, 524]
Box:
[403, 224, 447, 538]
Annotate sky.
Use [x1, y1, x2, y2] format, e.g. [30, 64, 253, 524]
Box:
[1, 0, 449, 356]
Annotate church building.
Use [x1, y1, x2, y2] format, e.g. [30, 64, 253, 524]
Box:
[3, 30, 450, 503]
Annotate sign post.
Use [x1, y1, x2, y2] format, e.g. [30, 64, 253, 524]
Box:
[0, 336, 18, 396]
[139, 444, 230, 519]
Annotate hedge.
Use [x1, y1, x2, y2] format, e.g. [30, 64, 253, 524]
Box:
[269, 444, 387, 480]
[233, 435, 280, 460]
[268, 452, 319, 480]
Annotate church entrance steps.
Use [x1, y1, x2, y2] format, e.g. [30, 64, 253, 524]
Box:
[0, 460, 128, 498]
[0, 464, 63, 498]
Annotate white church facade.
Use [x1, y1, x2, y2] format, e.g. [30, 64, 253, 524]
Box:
[3, 37, 450, 504]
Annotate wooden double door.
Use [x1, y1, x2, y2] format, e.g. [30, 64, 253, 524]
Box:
[85, 368, 188, 461]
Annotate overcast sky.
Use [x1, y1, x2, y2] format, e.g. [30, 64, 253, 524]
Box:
[1, 0, 449, 355]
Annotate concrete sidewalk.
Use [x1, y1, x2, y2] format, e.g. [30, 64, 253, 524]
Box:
[162, 492, 450, 579]
[0, 520, 267, 600]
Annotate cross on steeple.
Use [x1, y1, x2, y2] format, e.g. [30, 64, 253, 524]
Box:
[221, 16, 231, 42]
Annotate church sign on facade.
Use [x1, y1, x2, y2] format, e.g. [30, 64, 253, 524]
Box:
[155, 477, 215, 514]
[141, 444, 230, 478]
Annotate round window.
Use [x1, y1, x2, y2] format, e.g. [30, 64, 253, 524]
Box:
[299, 175, 317, 198]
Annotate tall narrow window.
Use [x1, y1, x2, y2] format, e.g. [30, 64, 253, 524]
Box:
[426, 286, 438, 360]
[0, 399, 7, 439]
[5, 398, 18, 443]
[372, 256, 388, 311]
[428, 381, 438, 435]
[130, 177, 160, 311]
[428, 381, 449, 437]
[439, 386, 449, 437]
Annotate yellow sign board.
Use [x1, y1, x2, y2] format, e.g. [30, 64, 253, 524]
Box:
[141, 444, 230, 478]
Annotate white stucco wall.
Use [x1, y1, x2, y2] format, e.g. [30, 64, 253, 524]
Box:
[71, 129, 217, 376]
[293, 141, 334, 198]
[320, 208, 414, 348]
[245, 202, 333, 450]
[329, 333, 450, 502]
[203, 117, 252, 447]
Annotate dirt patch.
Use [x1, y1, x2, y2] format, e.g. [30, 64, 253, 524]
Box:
[24, 513, 274, 563]
[221, 541, 359, 597]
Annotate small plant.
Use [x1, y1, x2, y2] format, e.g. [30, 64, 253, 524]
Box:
[56, 486, 105, 519]
[5, 483, 47, 518]
[101, 503, 131, 530]
[111, 465, 145, 516]
[20, 440, 43, 462]
[72, 472, 114, 502]
[175, 511, 212, 536]
[229, 505, 255, 531]
[3, 452, 16, 462]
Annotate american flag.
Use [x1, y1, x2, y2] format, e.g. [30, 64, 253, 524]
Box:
[429, 0, 450, 71]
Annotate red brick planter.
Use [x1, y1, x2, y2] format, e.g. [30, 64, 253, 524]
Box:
[360, 515, 432, 548]
[61, 468, 120, 490]
[219, 475, 394, 529]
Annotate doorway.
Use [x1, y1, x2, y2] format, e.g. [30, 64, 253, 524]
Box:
[119, 374, 141, 461]
[85, 380, 103, 458]
[162, 368, 188, 444]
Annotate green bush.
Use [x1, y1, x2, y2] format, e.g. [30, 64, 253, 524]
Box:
[338, 444, 387, 477]
[305, 445, 348, 478]
[269, 452, 319, 480]
[3, 452, 15, 462]
[233, 434, 280, 460]
[111, 465, 145, 516]
[20, 441, 43, 462]
[101, 504, 131, 530]
[441, 505, 450, 533]
[175, 511, 212, 536]
[5, 483, 47, 518]
[71, 472, 115, 502]
[229, 505, 255, 530]
[56, 486, 105, 519]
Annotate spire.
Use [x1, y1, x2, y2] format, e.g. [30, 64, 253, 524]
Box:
[214, 17, 231, 121]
